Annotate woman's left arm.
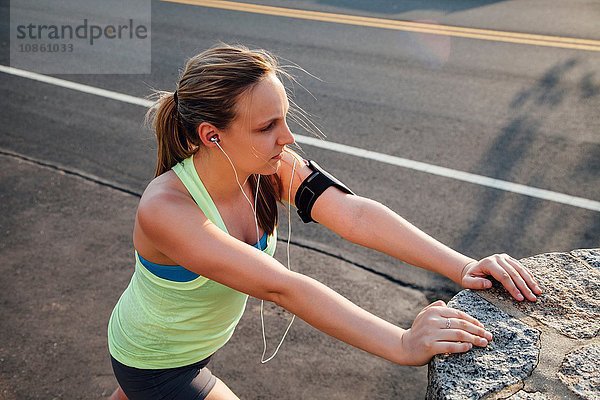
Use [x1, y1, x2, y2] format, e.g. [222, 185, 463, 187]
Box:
[276, 150, 542, 302]
[316, 195, 542, 302]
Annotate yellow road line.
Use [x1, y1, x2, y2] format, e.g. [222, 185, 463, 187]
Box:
[161, 0, 600, 52]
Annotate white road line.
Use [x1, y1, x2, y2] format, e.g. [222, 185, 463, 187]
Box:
[300, 136, 600, 211]
[2, 64, 599, 212]
[0, 65, 152, 107]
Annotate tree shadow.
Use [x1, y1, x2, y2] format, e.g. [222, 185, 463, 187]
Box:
[457, 58, 600, 255]
[312, 0, 507, 15]
[579, 72, 600, 99]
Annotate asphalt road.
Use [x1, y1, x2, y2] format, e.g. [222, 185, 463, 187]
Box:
[1, 0, 599, 398]
[2, 0, 599, 291]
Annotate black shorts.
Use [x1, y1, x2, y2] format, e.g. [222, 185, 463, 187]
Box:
[110, 354, 217, 399]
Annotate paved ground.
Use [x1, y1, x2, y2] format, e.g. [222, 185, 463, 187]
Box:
[0, 154, 429, 398]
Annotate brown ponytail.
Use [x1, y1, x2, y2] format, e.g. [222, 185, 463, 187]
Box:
[149, 91, 199, 178]
[145, 42, 316, 235]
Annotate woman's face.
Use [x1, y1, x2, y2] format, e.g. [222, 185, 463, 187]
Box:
[223, 72, 295, 176]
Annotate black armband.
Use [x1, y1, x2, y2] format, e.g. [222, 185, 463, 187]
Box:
[295, 160, 355, 223]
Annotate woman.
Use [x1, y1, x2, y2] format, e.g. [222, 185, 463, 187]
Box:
[107, 43, 541, 400]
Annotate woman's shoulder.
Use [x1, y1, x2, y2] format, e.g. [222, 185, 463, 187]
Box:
[142, 170, 189, 203]
[275, 149, 313, 206]
[137, 170, 197, 224]
[134, 170, 208, 263]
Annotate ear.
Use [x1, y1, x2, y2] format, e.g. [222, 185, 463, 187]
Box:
[197, 122, 221, 147]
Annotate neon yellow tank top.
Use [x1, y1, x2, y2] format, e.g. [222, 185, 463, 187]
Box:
[107, 154, 277, 369]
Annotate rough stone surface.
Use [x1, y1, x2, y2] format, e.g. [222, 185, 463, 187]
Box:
[570, 248, 600, 270]
[508, 391, 551, 399]
[519, 253, 599, 339]
[557, 344, 600, 400]
[481, 252, 600, 339]
[426, 290, 540, 400]
[427, 250, 600, 400]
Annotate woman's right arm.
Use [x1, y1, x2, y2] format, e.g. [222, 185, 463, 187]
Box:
[138, 189, 492, 366]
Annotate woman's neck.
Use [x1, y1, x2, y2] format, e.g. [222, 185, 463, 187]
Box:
[192, 150, 253, 205]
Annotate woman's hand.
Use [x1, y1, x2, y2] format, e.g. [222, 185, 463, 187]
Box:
[399, 300, 493, 366]
[461, 254, 542, 302]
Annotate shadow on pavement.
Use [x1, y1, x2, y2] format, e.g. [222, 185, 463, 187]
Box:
[457, 58, 600, 257]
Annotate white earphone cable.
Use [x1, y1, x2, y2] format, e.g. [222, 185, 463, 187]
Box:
[214, 141, 254, 208]
[260, 156, 297, 363]
[214, 141, 297, 363]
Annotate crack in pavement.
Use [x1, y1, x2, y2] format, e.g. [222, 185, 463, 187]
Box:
[0, 149, 140, 197]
